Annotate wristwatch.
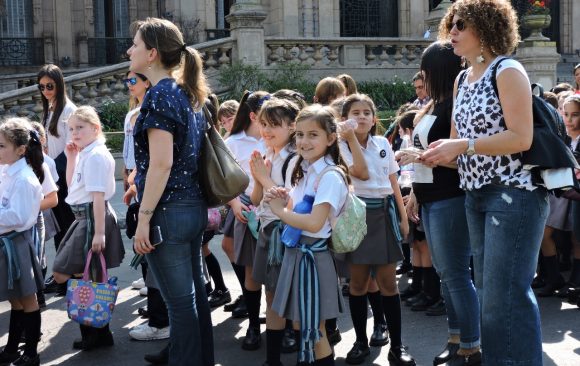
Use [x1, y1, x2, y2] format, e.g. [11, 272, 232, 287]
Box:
[466, 138, 476, 156]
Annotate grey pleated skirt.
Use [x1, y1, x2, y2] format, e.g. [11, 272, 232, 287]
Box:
[546, 195, 573, 231]
[0, 228, 44, 301]
[234, 218, 257, 267]
[222, 209, 235, 237]
[252, 221, 282, 292]
[345, 204, 404, 265]
[52, 203, 125, 275]
[272, 239, 344, 322]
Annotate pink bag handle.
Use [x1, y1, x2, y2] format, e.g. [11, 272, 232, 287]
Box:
[82, 251, 108, 283]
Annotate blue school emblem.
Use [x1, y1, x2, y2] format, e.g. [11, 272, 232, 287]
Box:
[379, 149, 387, 158]
[77, 173, 82, 183]
[1, 197, 8, 207]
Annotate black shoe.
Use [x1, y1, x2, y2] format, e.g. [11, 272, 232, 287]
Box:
[404, 292, 425, 307]
[55, 283, 68, 297]
[326, 327, 342, 346]
[346, 341, 370, 365]
[369, 323, 389, 347]
[72, 326, 114, 351]
[43, 276, 59, 294]
[0, 350, 20, 364]
[144, 344, 169, 365]
[138, 306, 149, 318]
[411, 295, 438, 312]
[280, 328, 298, 353]
[242, 327, 261, 350]
[9, 354, 39, 366]
[400, 286, 421, 300]
[388, 345, 416, 366]
[442, 351, 481, 365]
[426, 299, 447, 316]
[208, 289, 232, 308]
[433, 343, 459, 365]
[224, 295, 243, 312]
[231, 298, 248, 318]
[536, 279, 566, 297]
[531, 277, 545, 289]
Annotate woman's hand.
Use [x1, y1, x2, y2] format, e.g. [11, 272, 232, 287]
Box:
[123, 186, 137, 205]
[395, 151, 417, 166]
[134, 221, 154, 255]
[405, 192, 420, 224]
[249, 151, 271, 185]
[230, 198, 250, 223]
[91, 233, 106, 253]
[65, 142, 79, 160]
[421, 139, 466, 166]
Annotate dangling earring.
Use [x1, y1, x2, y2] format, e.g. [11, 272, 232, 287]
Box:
[476, 41, 485, 64]
[147, 62, 152, 70]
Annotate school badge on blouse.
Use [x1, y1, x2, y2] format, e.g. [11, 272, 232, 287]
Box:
[77, 173, 82, 182]
[379, 149, 387, 158]
[1, 197, 8, 207]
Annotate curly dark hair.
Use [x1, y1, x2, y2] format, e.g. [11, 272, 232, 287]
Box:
[438, 0, 520, 56]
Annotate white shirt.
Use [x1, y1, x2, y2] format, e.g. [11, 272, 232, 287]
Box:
[41, 163, 58, 196]
[44, 100, 77, 159]
[289, 156, 348, 238]
[225, 131, 266, 196]
[339, 136, 399, 198]
[66, 139, 116, 205]
[123, 107, 140, 170]
[43, 153, 59, 183]
[0, 158, 43, 234]
[256, 145, 299, 226]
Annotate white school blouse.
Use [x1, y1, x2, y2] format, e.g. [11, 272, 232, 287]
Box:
[289, 156, 348, 239]
[339, 135, 399, 198]
[256, 145, 299, 226]
[0, 158, 42, 234]
[44, 100, 77, 159]
[41, 163, 58, 196]
[123, 107, 140, 170]
[66, 139, 116, 205]
[225, 130, 266, 197]
[43, 153, 59, 183]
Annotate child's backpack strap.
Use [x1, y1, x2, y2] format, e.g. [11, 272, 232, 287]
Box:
[313, 165, 348, 193]
[281, 152, 297, 186]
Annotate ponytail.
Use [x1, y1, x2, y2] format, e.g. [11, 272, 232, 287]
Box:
[180, 47, 208, 110]
[26, 130, 45, 184]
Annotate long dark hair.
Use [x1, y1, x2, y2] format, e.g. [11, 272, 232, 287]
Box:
[132, 17, 208, 109]
[420, 41, 463, 103]
[230, 90, 270, 136]
[0, 118, 44, 183]
[291, 104, 350, 186]
[37, 64, 67, 138]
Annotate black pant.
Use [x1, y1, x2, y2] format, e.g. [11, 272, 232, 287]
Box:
[148, 287, 169, 328]
[52, 177, 75, 250]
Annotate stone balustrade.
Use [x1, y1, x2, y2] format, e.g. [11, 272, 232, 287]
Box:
[265, 37, 432, 69]
[0, 37, 234, 119]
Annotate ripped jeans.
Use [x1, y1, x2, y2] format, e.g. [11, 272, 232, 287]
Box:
[465, 184, 548, 366]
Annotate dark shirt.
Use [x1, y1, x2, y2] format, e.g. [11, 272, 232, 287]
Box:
[412, 98, 464, 204]
[134, 78, 205, 202]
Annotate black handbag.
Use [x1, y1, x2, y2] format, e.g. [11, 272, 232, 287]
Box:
[199, 106, 249, 208]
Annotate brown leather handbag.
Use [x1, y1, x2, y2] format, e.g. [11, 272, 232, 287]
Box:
[199, 106, 249, 208]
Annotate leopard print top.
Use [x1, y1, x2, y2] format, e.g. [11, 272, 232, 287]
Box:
[454, 58, 534, 191]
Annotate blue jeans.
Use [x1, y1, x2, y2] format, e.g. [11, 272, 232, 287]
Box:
[145, 200, 213, 366]
[465, 185, 548, 366]
[422, 195, 480, 349]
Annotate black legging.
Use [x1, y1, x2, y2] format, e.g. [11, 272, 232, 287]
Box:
[52, 175, 75, 250]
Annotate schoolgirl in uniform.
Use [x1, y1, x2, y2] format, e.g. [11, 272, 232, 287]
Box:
[225, 90, 268, 349]
[266, 104, 348, 366]
[248, 98, 300, 366]
[0, 118, 45, 366]
[51, 106, 124, 351]
[338, 94, 415, 366]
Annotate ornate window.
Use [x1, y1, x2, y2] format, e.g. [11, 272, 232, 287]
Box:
[0, 0, 32, 37]
[340, 0, 398, 37]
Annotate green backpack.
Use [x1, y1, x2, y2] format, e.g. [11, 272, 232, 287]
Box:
[314, 166, 367, 253]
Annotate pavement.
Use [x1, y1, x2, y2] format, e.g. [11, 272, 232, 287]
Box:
[1, 181, 579, 365]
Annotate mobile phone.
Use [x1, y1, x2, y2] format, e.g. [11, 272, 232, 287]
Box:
[150, 226, 163, 246]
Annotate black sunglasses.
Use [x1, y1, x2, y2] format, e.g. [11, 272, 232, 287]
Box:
[450, 19, 466, 32]
[123, 77, 138, 86]
[38, 83, 55, 92]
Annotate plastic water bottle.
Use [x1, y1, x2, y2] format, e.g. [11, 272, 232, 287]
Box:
[398, 135, 415, 188]
[281, 194, 315, 248]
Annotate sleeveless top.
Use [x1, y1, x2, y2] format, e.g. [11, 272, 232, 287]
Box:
[454, 57, 534, 191]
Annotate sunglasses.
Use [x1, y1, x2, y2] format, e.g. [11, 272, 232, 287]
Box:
[38, 83, 55, 92]
[450, 19, 466, 32]
[123, 77, 138, 86]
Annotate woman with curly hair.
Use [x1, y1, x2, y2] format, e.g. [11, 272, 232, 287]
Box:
[423, 1, 547, 365]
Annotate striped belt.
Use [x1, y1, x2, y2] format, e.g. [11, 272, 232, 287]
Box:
[0, 231, 23, 290]
[70, 203, 98, 279]
[297, 236, 327, 363]
[239, 194, 259, 240]
[267, 220, 284, 266]
[358, 196, 402, 242]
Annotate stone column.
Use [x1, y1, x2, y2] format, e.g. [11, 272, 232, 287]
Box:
[77, 31, 89, 67]
[516, 40, 560, 90]
[43, 32, 55, 64]
[226, 0, 267, 65]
